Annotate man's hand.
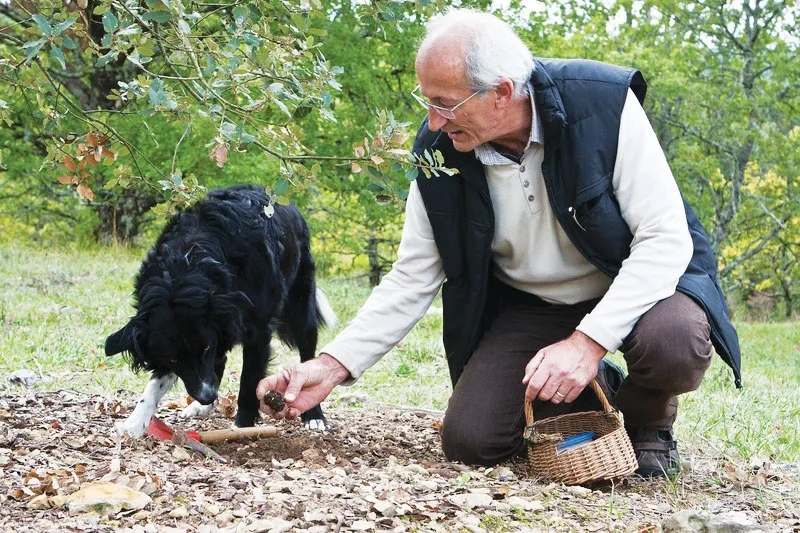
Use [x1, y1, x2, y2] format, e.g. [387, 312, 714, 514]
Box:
[522, 331, 607, 404]
[256, 353, 351, 420]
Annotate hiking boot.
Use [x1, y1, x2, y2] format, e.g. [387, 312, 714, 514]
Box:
[596, 359, 625, 405]
[626, 427, 682, 478]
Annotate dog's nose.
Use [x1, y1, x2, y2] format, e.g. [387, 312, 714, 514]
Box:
[193, 382, 218, 405]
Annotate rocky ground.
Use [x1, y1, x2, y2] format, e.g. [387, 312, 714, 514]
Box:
[1, 390, 798, 532]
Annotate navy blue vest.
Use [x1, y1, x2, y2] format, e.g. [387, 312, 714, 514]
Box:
[413, 58, 742, 388]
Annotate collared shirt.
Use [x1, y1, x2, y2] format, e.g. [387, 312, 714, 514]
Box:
[474, 83, 544, 165]
[480, 83, 613, 306]
[323, 88, 692, 380]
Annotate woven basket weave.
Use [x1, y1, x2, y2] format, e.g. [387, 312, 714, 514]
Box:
[523, 380, 638, 485]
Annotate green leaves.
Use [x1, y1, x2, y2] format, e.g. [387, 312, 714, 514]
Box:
[102, 11, 119, 33]
[23, 14, 77, 66]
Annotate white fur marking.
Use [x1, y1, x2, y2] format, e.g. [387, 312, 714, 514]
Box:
[116, 373, 177, 438]
[304, 418, 328, 431]
[316, 287, 338, 329]
[181, 399, 218, 419]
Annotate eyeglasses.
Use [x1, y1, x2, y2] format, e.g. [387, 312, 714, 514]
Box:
[411, 85, 481, 120]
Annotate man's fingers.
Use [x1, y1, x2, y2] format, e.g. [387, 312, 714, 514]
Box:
[256, 375, 280, 400]
[282, 368, 304, 403]
[522, 351, 545, 385]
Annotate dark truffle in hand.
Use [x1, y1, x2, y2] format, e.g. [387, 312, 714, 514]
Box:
[262, 390, 286, 412]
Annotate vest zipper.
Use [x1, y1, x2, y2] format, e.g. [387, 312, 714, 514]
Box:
[568, 206, 587, 232]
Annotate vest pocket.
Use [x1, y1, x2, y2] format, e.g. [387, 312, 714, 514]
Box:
[570, 190, 632, 268]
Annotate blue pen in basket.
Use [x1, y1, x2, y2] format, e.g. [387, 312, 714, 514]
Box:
[556, 431, 596, 454]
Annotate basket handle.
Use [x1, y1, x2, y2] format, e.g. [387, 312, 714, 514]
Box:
[524, 379, 613, 426]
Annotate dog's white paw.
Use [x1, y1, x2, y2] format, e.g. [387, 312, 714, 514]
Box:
[181, 400, 217, 419]
[304, 418, 328, 432]
[115, 417, 149, 438]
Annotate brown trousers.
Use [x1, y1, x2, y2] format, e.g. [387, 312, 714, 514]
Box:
[440, 290, 713, 466]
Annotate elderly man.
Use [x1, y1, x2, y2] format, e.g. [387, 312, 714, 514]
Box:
[257, 9, 741, 478]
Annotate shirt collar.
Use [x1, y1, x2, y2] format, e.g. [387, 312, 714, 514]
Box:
[474, 82, 542, 166]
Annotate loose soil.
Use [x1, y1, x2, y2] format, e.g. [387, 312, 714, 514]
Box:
[1, 390, 798, 532]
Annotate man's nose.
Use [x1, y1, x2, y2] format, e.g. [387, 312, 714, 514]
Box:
[427, 110, 448, 132]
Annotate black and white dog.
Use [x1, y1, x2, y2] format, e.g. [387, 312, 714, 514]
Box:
[105, 185, 336, 437]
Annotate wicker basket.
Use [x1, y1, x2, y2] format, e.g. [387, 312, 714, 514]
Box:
[523, 380, 638, 485]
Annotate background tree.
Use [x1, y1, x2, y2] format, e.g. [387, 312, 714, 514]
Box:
[516, 0, 799, 317]
[0, 0, 450, 247]
[1, 0, 798, 314]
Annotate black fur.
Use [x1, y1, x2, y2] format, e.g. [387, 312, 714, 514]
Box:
[106, 184, 330, 428]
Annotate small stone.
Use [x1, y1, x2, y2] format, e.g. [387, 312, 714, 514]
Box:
[169, 505, 190, 518]
[566, 485, 592, 497]
[350, 520, 376, 531]
[203, 502, 221, 516]
[171, 446, 191, 461]
[662, 509, 768, 532]
[8, 369, 38, 388]
[489, 466, 517, 481]
[449, 492, 493, 509]
[373, 500, 397, 517]
[507, 496, 545, 512]
[215, 510, 233, 526]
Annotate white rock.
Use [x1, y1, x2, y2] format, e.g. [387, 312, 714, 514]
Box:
[449, 492, 493, 509]
[168, 506, 190, 518]
[662, 509, 772, 532]
[506, 496, 545, 512]
[373, 500, 397, 517]
[350, 519, 376, 531]
[65, 481, 152, 516]
[566, 485, 592, 497]
[248, 517, 295, 532]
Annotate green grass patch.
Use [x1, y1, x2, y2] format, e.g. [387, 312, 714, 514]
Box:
[1, 243, 798, 463]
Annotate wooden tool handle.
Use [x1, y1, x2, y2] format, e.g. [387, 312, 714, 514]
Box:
[198, 426, 279, 443]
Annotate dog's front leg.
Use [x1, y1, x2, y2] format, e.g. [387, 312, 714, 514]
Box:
[116, 372, 177, 437]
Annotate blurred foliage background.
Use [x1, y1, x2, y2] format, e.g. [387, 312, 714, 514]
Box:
[0, 0, 798, 319]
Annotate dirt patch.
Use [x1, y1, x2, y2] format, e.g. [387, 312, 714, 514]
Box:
[1, 390, 798, 532]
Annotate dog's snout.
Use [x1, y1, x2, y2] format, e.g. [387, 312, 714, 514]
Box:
[193, 382, 218, 405]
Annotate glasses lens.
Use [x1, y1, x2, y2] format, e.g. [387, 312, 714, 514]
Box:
[411, 87, 428, 109]
[411, 86, 458, 119]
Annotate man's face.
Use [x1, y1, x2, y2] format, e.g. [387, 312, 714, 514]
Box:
[415, 52, 502, 153]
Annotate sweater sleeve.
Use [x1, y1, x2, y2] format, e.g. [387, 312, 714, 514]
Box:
[320, 180, 446, 380]
[576, 89, 693, 352]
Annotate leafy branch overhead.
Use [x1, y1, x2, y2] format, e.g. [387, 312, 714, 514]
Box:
[0, 0, 450, 209]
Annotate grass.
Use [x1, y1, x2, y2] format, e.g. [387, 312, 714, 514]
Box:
[1, 242, 798, 464]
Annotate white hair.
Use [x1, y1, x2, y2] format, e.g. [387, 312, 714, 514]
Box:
[421, 9, 535, 98]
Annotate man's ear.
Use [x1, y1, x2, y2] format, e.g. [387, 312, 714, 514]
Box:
[494, 78, 516, 108]
[105, 324, 134, 356]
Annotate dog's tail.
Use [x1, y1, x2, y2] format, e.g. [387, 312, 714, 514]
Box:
[315, 287, 338, 329]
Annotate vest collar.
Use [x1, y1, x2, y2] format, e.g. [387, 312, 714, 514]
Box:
[530, 58, 567, 152]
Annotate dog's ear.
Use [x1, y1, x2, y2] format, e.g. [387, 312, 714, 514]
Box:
[105, 323, 134, 356]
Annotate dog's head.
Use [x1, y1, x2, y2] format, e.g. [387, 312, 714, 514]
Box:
[106, 257, 249, 405]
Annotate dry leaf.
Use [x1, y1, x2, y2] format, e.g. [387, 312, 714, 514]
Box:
[209, 143, 228, 168]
